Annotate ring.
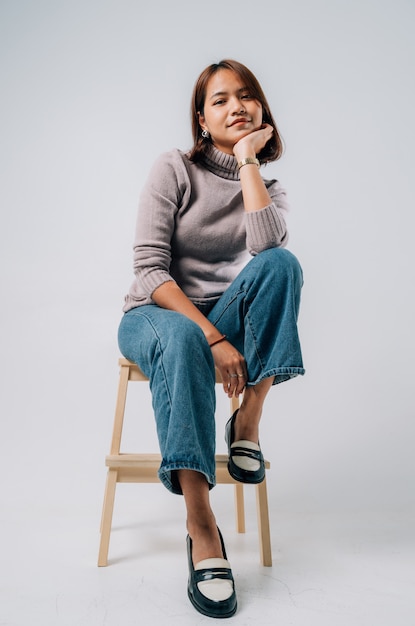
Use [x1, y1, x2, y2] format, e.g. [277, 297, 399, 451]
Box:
[229, 374, 238, 378]
[237, 374, 244, 378]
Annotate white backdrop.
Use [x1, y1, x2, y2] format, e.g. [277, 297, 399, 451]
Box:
[1, 0, 414, 521]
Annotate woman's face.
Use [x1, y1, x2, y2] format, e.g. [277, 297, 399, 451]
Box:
[198, 69, 263, 155]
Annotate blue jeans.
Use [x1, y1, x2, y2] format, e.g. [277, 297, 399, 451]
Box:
[118, 248, 305, 494]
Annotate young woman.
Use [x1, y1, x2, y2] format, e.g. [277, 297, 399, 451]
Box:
[118, 59, 305, 618]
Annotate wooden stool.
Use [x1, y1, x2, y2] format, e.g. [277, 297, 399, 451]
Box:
[98, 357, 272, 567]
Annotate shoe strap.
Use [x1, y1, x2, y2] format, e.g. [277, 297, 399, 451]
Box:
[230, 443, 263, 463]
[193, 566, 234, 584]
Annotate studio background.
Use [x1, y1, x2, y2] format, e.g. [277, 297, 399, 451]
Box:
[1, 1, 414, 624]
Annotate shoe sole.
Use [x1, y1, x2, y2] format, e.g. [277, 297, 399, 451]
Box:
[188, 588, 237, 619]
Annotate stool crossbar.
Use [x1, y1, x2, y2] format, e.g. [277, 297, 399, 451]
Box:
[98, 357, 272, 566]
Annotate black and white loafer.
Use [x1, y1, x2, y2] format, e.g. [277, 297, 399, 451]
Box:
[225, 409, 265, 484]
[187, 529, 237, 619]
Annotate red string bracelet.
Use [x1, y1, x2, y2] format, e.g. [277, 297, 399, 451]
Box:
[209, 334, 227, 347]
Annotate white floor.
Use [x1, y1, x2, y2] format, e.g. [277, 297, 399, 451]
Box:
[2, 473, 414, 626]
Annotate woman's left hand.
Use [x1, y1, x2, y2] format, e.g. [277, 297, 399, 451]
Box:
[210, 339, 248, 398]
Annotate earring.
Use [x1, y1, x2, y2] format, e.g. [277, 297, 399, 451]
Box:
[201, 129, 210, 139]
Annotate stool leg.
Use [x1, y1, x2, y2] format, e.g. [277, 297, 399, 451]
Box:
[255, 477, 272, 566]
[230, 393, 247, 535]
[110, 363, 130, 454]
[234, 483, 246, 533]
[231, 395, 239, 414]
[98, 362, 130, 566]
[98, 468, 118, 566]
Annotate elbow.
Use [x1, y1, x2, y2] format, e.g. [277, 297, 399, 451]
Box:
[247, 231, 289, 255]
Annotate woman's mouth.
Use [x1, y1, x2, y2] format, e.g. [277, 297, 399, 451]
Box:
[229, 118, 250, 126]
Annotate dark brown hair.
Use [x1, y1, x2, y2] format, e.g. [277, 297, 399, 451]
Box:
[189, 59, 284, 164]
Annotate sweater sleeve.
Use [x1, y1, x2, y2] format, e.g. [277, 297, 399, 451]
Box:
[245, 178, 289, 254]
[132, 150, 190, 297]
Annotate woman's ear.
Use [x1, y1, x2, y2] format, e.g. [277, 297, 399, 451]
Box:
[198, 111, 207, 133]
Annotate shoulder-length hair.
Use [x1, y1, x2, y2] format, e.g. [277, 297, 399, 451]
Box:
[189, 59, 284, 164]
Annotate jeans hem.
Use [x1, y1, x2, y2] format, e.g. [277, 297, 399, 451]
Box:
[248, 367, 306, 386]
[158, 461, 216, 495]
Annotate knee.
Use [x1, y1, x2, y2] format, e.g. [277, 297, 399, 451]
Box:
[162, 314, 212, 363]
[165, 313, 206, 348]
[118, 308, 209, 367]
[162, 315, 215, 380]
[255, 248, 303, 286]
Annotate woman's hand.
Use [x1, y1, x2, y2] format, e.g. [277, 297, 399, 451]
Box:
[233, 123, 274, 162]
[211, 339, 247, 398]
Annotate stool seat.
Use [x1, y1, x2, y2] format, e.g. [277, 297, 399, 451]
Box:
[98, 358, 272, 567]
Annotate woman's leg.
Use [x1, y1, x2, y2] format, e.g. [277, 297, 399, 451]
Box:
[208, 247, 305, 442]
[235, 376, 274, 443]
[178, 470, 223, 564]
[118, 305, 223, 561]
[118, 304, 217, 494]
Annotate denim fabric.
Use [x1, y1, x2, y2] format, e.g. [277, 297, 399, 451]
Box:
[118, 248, 304, 494]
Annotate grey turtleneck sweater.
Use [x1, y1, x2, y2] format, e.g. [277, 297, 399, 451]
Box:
[123, 145, 289, 311]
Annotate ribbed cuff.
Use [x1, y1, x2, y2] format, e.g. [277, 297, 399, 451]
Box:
[245, 205, 287, 251]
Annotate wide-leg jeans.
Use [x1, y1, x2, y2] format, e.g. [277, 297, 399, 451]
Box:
[118, 248, 305, 494]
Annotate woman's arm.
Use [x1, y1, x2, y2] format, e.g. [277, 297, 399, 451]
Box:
[233, 124, 288, 250]
[233, 123, 274, 212]
[152, 281, 221, 345]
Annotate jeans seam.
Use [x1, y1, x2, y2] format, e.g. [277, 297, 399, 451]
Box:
[245, 306, 266, 372]
[130, 309, 174, 418]
[209, 289, 243, 326]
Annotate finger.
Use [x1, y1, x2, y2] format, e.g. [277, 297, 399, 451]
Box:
[225, 376, 236, 397]
[224, 379, 234, 396]
[225, 380, 235, 398]
[229, 359, 248, 395]
[235, 372, 246, 395]
[227, 373, 242, 397]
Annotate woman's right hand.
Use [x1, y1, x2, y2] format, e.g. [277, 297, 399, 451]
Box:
[211, 339, 247, 397]
[233, 123, 274, 162]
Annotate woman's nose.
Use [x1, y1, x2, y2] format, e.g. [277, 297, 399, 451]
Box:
[230, 97, 245, 114]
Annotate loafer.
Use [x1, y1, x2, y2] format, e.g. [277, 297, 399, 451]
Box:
[187, 528, 237, 618]
[225, 409, 265, 484]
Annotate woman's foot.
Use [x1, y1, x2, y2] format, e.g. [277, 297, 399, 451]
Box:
[231, 404, 260, 444]
[186, 516, 223, 565]
[177, 469, 237, 616]
[187, 528, 237, 618]
[225, 410, 265, 484]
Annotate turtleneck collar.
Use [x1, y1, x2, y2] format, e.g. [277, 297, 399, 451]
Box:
[200, 144, 240, 181]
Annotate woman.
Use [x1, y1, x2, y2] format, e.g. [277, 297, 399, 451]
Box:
[118, 59, 304, 618]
